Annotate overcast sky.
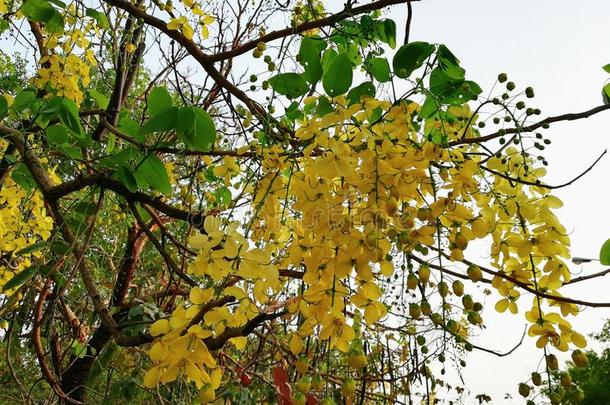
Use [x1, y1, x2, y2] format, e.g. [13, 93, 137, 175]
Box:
[384, 1, 610, 403]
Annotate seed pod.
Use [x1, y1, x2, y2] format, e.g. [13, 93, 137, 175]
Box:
[407, 273, 418, 290]
[518, 383, 531, 398]
[571, 349, 588, 368]
[452, 280, 464, 296]
[546, 354, 559, 370]
[419, 265, 430, 284]
[531, 372, 542, 386]
[467, 265, 483, 282]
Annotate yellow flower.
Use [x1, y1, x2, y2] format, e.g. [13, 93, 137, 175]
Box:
[167, 16, 194, 40]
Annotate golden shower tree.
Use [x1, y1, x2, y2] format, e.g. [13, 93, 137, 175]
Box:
[1, 0, 610, 403]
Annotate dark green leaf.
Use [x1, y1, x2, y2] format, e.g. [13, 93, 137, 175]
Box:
[437, 44, 465, 80]
[21, 0, 55, 22]
[50, 241, 71, 255]
[316, 97, 334, 117]
[603, 83, 610, 105]
[285, 102, 304, 122]
[85, 8, 109, 29]
[600, 238, 610, 265]
[323, 53, 353, 97]
[147, 87, 173, 116]
[419, 97, 438, 119]
[137, 154, 172, 194]
[46, 124, 69, 144]
[115, 165, 138, 193]
[392, 41, 435, 79]
[88, 89, 108, 109]
[268, 73, 309, 99]
[347, 82, 376, 105]
[299, 37, 326, 84]
[42, 97, 84, 138]
[366, 57, 391, 82]
[176, 107, 216, 151]
[138, 106, 178, 136]
[603, 64, 610, 74]
[15, 242, 48, 256]
[119, 116, 143, 141]
[12, 90, 36, 112]
[0, 95, 7, 119]
[2, 265, 39, 292]
[383, 19, 397, 48]
[11, 163, 36, 192]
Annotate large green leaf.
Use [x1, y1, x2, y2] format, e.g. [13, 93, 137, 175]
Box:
[600, 238, 610, 265]
[2, 265, 39, 292]
[437, 44, 465, 80]
[299, 36, 326, 84]
[392, 41, 435, 79]
[268, 73, 310, 99]
[21, 0, 55, 22]
[147, 87, 173, 116]
[137, 154, 172, 194]
[366, 57, 391, 82]
[176, 107, 216, 151]
[322, 53, 353, 97]
[12, 90, 36, 112]
[138, 106, 178, 136]
[115, 165, 139, 193]
[347, 82, 376, 105]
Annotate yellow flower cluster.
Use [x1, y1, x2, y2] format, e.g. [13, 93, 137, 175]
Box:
[166, 0, 215, 40]
[35, 54, 91, 105]
[148, 95, 583, 400]
[0, 157, 54, 294]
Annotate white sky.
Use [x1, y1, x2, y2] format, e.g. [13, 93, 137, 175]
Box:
[385, 1, 610, 403]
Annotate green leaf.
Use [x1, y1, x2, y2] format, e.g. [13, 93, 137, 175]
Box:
[85, 7, 109, 29]
[11, 163, 36, 192]
[603, 64, 610, 74]
[0, 95, 7, 119]
[138, 106, 178, 136]
[347, 82, 376, 105]
[437, 44, 465, 80]
[603, 83, 610, 105]
[2, 265, 39, 292]
[42, 97, 84, 138]
[316, 97, 334, 117]
[268, 73, 310, 99]
[419, 97, 438, 119]
[176, 107, 216, 151]
[147, 87, 173, 116]
[366, 57, 391, 82]
[429, 68, 481, 104]
[46, 124, 69, 144]
[383, 19, 397, 48]
[115, 165, 139, 193]
[21, 0, 55, 22]
[322, 53, 353, 97]
[12, 90, 36, 112]
[137, 155, 172, 194]
[59, 98, 84, 138]
[299, 36, 326, 84]
[392, 41, 435, 79]
[15, 241, 48, 256]
[88, 89, 108, 109]
[119, 116, 142, 141]
[600, 238, 610, 265]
